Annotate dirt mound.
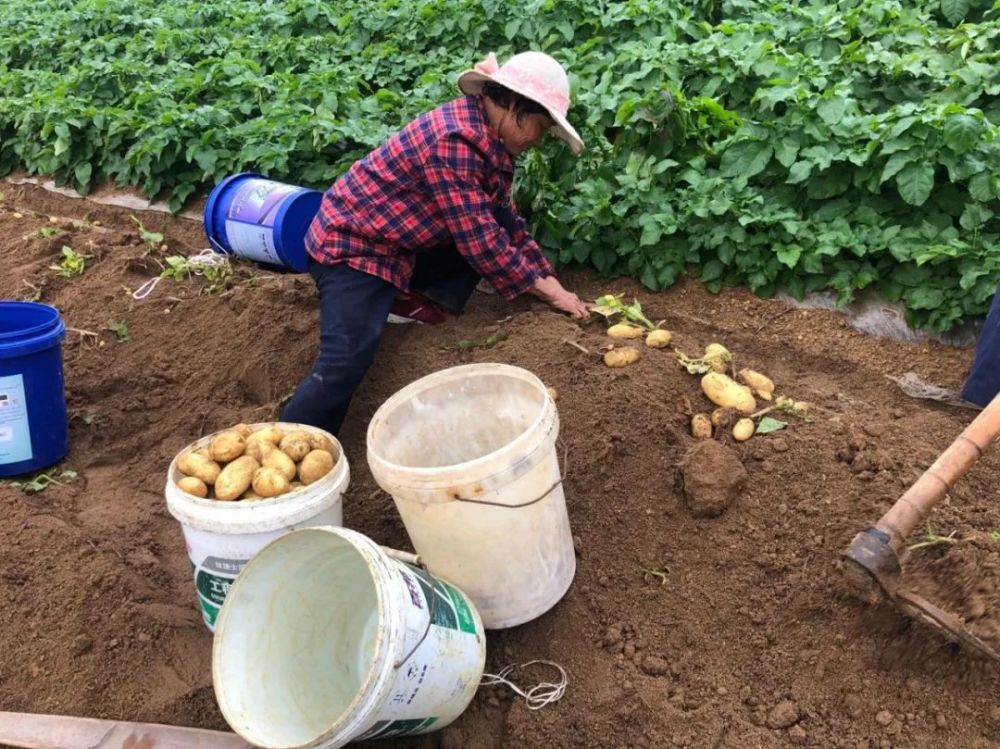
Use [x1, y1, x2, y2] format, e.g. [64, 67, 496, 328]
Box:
[1, 181, 999, 749]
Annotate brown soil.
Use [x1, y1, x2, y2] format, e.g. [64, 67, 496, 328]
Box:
[1, 180, 999, 749]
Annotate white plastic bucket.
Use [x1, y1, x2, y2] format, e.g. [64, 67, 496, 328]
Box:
[212, 526, 486, 749]
[165, 422, 349, 630]
[366, 363, 575, 629]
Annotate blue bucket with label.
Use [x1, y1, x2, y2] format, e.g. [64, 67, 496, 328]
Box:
[204, 173, 323, 273]
[0, 302, 68, 477]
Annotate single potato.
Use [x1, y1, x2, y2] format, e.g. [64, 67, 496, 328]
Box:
[308, 433, 337, 455]
[245, 438, 277, 463]
[248, 426, 284, 446]
[215, 455, 261, 501]
[252, 467, 290, 498]
[607, 323, 643, 340]
[209, 430, 246, 462]
[691, 413, 713, 439]
[603, 347, 640, 368]
[280, 432, 313, 462]
[701, 372, 757, 414]
[704, 343, 730, 373]
[711, 407, 735, 428]
[177, 452, 221, 486]
[177, 476, 208, 498]
[738, 368, 775, 399]
[231, 423, 253, 439]
[263, 448, 297, 482]
[645, 329, 673, 348]
[732, 418, 755, 441]
[299, 449, 335, 485]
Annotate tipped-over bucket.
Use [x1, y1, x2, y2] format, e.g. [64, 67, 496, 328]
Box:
[212, 527, 485, 749]
[367, 363, 576, 629]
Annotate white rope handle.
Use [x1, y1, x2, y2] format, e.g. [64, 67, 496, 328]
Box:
[480, 660, 568, 710]
[132, 248, 228, 300]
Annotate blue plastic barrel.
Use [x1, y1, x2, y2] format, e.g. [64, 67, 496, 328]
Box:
[0, 302, 68, 477]
[203, 173, 323, 272]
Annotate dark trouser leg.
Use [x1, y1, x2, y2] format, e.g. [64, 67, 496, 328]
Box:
[409, 203, 522, 314]
[963, 285, 1000, 406]
[280, 261, 396, 435]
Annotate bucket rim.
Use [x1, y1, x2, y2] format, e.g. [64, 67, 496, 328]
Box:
[0, 301, 63, 343]
[212, 526, 402, 749]
[366, 363, 554, 481]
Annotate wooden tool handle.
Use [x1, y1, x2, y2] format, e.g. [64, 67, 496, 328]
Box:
[877, 391, 1000, 551]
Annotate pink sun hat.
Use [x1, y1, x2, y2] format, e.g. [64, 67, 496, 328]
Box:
[458, 51, 585, 155]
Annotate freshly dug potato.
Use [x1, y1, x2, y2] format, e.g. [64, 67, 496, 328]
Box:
[603, 347, 640, 368]
[691, 413, 713, 439]
[645, 329, 673, 348]
[215, 456, 261, 501]
[732, 418, 755, 442]
[794, 401, 810, 414]
[546, 386, 558, 401]
[231, 423, 253, 439]
[248, 426, 284, 446]
[607, 323, 643, 340]
[194, 447, 213, 461]
[177, 476, 208, 498]
[177, 452, 222, 486]
[704, 343, 731, 373]
[209, 430, 246, 462]
[245, 438, 275, 463]
[241, 489, 263, 501]
[279, 432, 313, 463]
[299, 449, 335, 486]
[308, 433, 337, 456]
[701, 372, 757, 414]
[263, 448, 297, 482]
[738, 369, 775, 401]
[252, 467, 290, 498]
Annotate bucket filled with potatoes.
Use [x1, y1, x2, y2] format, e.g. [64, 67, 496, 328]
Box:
[171, 422, 340, 501]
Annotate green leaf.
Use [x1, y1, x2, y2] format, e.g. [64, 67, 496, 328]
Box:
[756, 417, 787, 435]
[774, 137, 799, 168]
[960, 203, 994, 230]
[896, 163, 935, 206]
[880, 151, 912, 184]
[775, 245, 802, 268]
[816, 95, 847, 124]
[786, 161, 812, 184]
[719, 141, 773, 179]
[968, 173, 994, 202]
[941, 0, 970, 25]
[942, 114, 984, 154]
[907, 287, 946, 310]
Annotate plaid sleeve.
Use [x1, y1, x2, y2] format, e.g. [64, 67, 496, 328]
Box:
[425, 133, 541, 300]
[509, 209, 556, 278]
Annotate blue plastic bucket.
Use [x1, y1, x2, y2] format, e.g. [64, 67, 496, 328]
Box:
[204, 173, 322, 272]
[0, 302, 68, 477]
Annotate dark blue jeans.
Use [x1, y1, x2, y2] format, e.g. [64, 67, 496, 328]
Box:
[963, 285, 1000, 407]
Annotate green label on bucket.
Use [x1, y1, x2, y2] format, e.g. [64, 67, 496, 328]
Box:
[406, 566, 477, 635]
[195, 568, 234, 605]
[0, 374, 33, 465]
[355, 716, 438, 740]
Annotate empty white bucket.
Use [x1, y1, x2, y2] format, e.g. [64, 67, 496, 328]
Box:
[165, 422, 349, 630]
[366, 363, 576, 629]
[212, 526, 486, 749]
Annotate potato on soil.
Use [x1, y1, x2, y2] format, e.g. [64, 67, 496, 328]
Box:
[701, 372, 756, 414]
[279, 431, 313, 462]
[252, 467, 290, 498]
[215, 455, 261, 501]
[738, 369, 775, 400]
[177, 476, 208, 498]
[263, 448, 297, 482]
[732, 418, 755, 441]
[711, 407, 736, 428]
[299, 449, 335, 485]
[704, 343, 730, 373]
[645, 329, 672, 348]
[607, 323, 643, 340]
[209, 430, 246, 462]
[177, 452, 221, 486]
[691, 413, 713, 439]
[604, 347, 640, 368]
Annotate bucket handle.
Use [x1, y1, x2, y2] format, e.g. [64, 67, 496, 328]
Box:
[453, 439, 568, 509]
[381, 548, 438, 670]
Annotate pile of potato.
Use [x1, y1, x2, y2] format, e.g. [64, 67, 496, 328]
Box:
[174, 424, 338, 501]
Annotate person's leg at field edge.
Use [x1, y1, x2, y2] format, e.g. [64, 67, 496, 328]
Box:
[280, 260, 396, 435]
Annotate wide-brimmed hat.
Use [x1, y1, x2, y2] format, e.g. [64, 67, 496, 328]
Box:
[458, 51, 584, 155]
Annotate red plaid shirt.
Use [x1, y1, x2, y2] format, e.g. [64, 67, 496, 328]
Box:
[305, 95, 554, 301]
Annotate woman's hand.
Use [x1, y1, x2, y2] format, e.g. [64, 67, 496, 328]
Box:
[531, 276, 589, 318]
